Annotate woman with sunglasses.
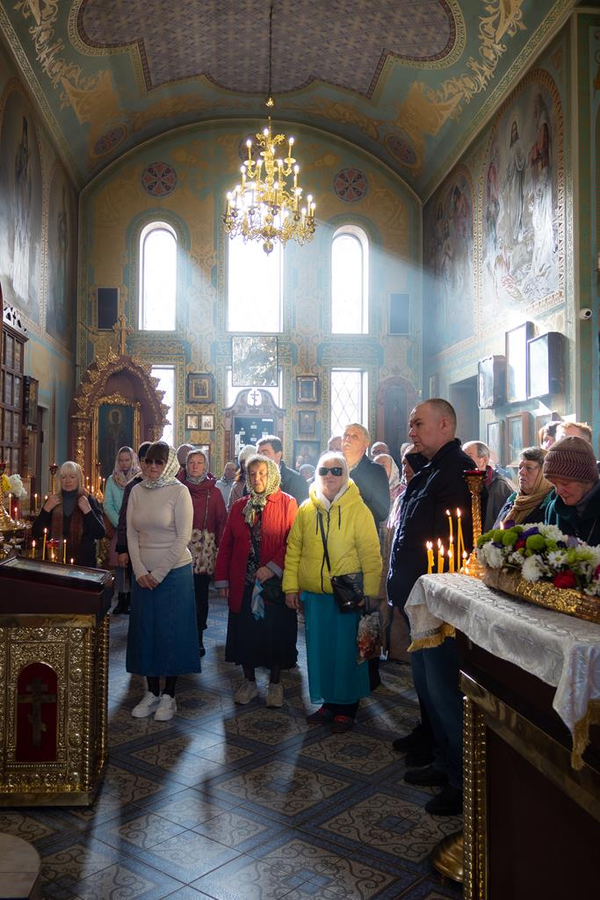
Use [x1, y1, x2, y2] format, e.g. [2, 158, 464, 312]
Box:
[126, 441, 200, 722]
[283, 452, 382, 731]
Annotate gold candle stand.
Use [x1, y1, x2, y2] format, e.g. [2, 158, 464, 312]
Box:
[463, 469, 487, 579]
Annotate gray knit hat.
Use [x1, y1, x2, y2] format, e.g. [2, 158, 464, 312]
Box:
[543, 436, 599, 484]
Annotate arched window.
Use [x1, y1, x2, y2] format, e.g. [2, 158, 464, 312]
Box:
[227, 237, 283, 332]
[331, 225, 369, 333]
[139, 222, 177, 330]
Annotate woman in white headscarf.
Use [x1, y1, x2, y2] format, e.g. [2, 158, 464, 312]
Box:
[215, 454, 298, 708]
[103, 445, 141, 613]
[126, 442, 200, 722]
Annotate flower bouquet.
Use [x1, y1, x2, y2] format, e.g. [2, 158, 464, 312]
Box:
[476, 522, 600, 624]
[357, 612, 381, 663]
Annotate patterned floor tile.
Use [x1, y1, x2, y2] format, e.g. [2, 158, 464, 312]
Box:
[92, 810, 187, 851]
[248, 834, 416, 898]
[194, 742, 255, 767]
[160, 888, 212, 900]
[0, 809, 59, 842]
[190, 854, 312, 900]
[223, 709, 310, 746]
[193, 809, 287, 852]
[68, 858, 184, 900]
[214, 760, 352, 820]
[132, 829, 239, 881]
[299, 731, 400, 776]
[309, 789, 462, 866]
[40, 836, 120, 887]
[107, 708, 177, 747]
[130, 743, 228, 787]
[142, 787, 238, 828]
[173, 689, 235, 721]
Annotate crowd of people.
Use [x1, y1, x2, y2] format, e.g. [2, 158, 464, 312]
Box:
[32, 408, 600, 816]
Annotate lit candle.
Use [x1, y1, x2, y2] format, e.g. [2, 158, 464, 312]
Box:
[63, 539, 67, 564]
[31, 539, 36, 559]
[446, 509, 453, 545]
[462, 550, 467, 574]
[42, 528, 47, 560]
[437, 543, 445, 574]
[70, 558, 74, 565]
[456, 509, 464, 561]
[34, 493, 38, 512]
[448, 536, 455, 573]
[426, 541, 433, 575]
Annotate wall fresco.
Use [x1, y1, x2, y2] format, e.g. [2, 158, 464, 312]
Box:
[0, 88, 42, 323]
[46, 166, 78, 348]
[424, 167, 475, 355]
[482, 78, 560, 312]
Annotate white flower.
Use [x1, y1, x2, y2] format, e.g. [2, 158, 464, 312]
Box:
[547, 549, 568, 569]
[521, 555, 543, 582]
[483, 544, 504, 568]
[7, 474, 27, 498]
[537, 523, 564, 542]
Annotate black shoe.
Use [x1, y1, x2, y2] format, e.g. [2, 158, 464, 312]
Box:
[113, 593, 130, 615]
[425, 784, 463, 816]
[392, 723, 426, 752]
[405, 747, 435, 768]
[404, 765, 448, 787]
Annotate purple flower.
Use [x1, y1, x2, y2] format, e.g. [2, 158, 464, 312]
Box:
[567, 535, 579, 548]
[522, 527, 540, 538]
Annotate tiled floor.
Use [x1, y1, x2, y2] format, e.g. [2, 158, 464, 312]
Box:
[1, 597, 462, 900]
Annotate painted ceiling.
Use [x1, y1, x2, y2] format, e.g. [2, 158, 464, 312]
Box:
[0, 0, 576, 198]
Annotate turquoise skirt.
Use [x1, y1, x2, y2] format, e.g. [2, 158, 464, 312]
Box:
[303, 591, 370, 705]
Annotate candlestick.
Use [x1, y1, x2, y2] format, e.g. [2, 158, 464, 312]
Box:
[42, 528, 47, 560]
[463, 469, 488, 578]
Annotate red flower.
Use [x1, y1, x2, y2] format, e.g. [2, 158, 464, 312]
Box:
[552, 571, 577, 589]
[515, 539, 526, 550]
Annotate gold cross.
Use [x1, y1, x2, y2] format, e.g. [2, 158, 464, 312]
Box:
[17, 678, 57, 746]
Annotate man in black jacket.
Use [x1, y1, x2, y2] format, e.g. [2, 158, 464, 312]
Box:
[257, 435, 309, 506]
[342, 424, 390, 526]
[387, 399, 474, 815]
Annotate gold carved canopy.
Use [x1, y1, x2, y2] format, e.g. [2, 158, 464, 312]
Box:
[68, 349, 169, 478]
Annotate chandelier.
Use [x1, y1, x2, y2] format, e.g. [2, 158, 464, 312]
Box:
[222, 3, 316, 255]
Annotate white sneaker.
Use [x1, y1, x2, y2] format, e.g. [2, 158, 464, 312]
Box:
[234, 679, 258, 705]
[154, 694, 177, 721]
[131, 692, 160, 718]
[266, 682, 284, 708]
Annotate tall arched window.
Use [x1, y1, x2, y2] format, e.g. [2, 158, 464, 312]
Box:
[331, 225, 369, 334]
[139, 222, 177, 330]
[227, 237, 283, 332]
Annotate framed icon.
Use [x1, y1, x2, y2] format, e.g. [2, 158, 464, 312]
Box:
[296, 374, 319, 403]
[505, 322, 533, 404]
[187, 373, 214, 404]
[185, 414, 199, 430]
[298, 410, 316, 435]
[201, 414, 214, 430]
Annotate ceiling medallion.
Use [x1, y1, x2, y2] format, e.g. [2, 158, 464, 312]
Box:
[222, 2, 316, 255]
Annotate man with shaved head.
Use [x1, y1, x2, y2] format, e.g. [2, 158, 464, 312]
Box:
[387, 399, 475, 815]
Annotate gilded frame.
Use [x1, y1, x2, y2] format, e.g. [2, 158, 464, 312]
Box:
[92, 393, 141, 480]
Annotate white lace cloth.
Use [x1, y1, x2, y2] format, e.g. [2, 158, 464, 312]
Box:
[406, 573, 600, 749]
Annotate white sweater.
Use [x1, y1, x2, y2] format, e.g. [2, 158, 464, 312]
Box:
[126, 482, 193, 584]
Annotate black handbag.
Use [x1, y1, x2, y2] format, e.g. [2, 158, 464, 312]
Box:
[260, 574, 287, 605]
[318, 512, 364, 613]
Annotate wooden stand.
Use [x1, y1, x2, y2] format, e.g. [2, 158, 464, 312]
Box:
[459, 633, 600, 900]
[0, 556, 112, 806]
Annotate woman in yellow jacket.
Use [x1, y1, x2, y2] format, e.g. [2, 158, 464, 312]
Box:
[283, 452, 382, 731]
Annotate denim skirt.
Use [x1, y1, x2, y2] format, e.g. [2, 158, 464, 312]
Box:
[126, 562, 201, 676]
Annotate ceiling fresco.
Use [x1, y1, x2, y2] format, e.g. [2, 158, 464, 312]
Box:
[0, 0, 576, 198]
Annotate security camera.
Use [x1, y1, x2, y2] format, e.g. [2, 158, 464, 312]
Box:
[579, 308, 593, 320]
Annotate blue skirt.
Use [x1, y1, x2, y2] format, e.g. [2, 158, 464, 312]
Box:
[126, 563, 201, 676]
[303, 591, 369, 705]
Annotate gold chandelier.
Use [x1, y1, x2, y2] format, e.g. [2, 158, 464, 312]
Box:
[222, 3, 316, 255]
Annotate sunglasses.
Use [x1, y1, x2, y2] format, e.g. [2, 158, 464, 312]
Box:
[318, 466, 344, 477]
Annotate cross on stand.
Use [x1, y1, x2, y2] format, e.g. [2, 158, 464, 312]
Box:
[113, 312, 132, 356]
[17, 677, 56, 747]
